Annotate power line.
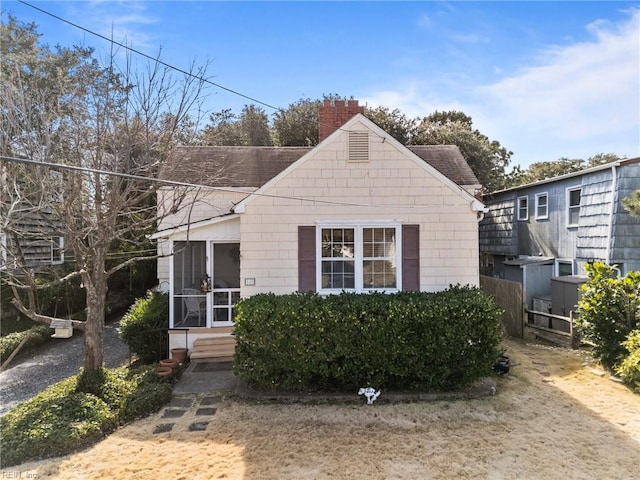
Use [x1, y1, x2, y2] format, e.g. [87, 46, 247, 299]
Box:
[1, 154, 454, 210]
[17, 0, 280, 112]
[15, 0, 382, 140]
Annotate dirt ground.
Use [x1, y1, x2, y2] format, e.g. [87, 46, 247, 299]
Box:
[2, 338, 639, 480]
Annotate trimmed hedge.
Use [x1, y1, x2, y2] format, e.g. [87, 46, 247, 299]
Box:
[118, 291, 169, 363]
[233, 286, 504, 392]
[0, 365, 173, 467]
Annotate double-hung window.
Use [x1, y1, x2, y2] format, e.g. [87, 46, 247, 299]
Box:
[318, 223, 400, 293]
[517, 196, 529, 221]
[567, 187, 581, 227]
[0, 232, 6, 269]
[535, 193, 548, 220]
[51, 237, 64, 264]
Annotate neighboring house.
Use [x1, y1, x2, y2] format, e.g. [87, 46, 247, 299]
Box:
[479, 157, 640, 315]
[0, 169, 67, 272]
[153, 100, 486, 354]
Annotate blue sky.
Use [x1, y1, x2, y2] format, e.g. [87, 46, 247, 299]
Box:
[3, 1, 639, 169]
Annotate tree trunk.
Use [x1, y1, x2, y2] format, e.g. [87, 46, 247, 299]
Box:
[83, 265, 107, 371]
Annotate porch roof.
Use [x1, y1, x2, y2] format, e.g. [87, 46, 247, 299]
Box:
[150, 213, 239, 239]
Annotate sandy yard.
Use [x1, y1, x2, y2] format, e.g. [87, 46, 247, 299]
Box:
[2, 338, 639, 480]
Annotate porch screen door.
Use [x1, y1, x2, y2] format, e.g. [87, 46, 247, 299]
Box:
[172, 241, 207, 327]
[211, 243, 240, 325]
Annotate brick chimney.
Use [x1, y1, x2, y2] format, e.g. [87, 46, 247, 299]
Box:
[319, 99, 365, 142]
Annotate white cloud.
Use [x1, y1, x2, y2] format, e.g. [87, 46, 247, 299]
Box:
[363, 8, 640, 167]
[69, 1, 159, 52]
[475, 8, 640, 165]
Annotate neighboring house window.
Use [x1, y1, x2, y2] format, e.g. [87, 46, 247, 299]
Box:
[535, 193, 548, 220]
[299, 224, 421, 294]
[0, 232, 6, 269]
[567, 187, 581, 227]
[51, 237, 64, 264]
[517, 196, 529, 221]
[556, 259, 574, 276]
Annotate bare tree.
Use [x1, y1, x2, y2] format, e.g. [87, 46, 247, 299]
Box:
[1, 16, 210, 371]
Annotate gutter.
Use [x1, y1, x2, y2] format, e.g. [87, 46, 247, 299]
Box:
[472, 199, 489, 222]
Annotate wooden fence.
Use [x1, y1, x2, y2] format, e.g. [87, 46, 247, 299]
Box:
[480, 275, 579, 346]
[479, 275, 524, 338]
[524, 309, 580, 348]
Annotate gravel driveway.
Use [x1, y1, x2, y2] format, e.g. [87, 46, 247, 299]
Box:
[0, 320, 130, 416]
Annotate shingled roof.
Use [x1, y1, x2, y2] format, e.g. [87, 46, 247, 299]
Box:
[160, 144, 480, 188]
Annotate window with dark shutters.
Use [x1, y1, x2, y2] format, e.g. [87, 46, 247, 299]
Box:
[298, 224, 420, 293]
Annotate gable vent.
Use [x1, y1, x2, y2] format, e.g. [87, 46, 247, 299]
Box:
[348, 131, 369, 162]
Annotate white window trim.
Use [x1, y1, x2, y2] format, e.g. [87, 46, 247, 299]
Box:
[555, 258, 575, 276]
[566, 187, 581, 228]
[51, 236, 64, 265]
[517, 196, 529, 221]
[535, 192, 548, 220]
[0, 232, 6, 270]
[316, 222, 402, 294]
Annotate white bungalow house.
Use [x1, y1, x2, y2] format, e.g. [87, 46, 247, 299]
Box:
[152, 100, 486, 360]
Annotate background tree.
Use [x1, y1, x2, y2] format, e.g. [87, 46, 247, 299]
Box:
[1, 16, 209, 372]
[272, 98, 321, 146]
[199, 108, 243, 145]
[504, 153, 625, 188]
[413, 111, 513, 192]
[200, 104, 272, 146]
[364, 106, 417, 145]
[623, 190, 640, 216]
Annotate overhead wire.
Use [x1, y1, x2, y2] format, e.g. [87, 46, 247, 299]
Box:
[1, 155, 465, 211]
[6, 3, 471, 212]
[15, 0, 382, 140]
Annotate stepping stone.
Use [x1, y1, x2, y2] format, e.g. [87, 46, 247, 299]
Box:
[189, 421, 209, 431]
[170, 397, 194, 408]
[162, 409, 186, 418]
[200, 396, 219, 406]
[196, 407, 217, 416]
[153, 423, 174, 434]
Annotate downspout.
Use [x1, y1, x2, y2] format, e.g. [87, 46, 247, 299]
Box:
[605, 164, 618, 266]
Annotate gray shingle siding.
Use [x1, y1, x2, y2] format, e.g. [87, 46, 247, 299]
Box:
[575, 170, 613, 263]
[611, 162, 640, 271]
[480, 158, 640, 276]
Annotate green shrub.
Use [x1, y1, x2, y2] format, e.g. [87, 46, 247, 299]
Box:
[576, 263, 640, 369]
[616, 329, 640, 392]
[0, 325, 52, 362]
[233, 286, 504, 392]
[0, 377, 115, 467]
[0, 364, 173, 467]
[118, 291, 169, 363]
